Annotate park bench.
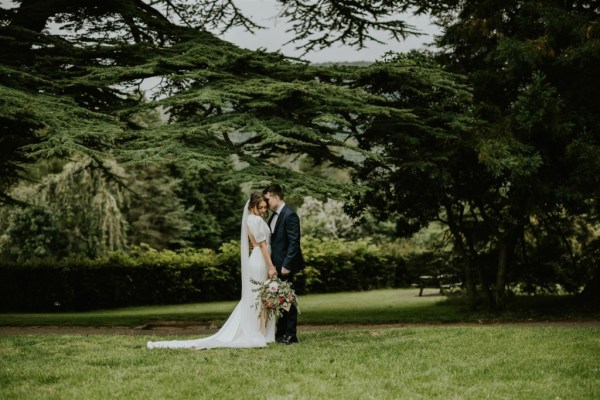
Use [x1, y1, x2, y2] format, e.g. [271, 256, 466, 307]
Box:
[415, 274, 460, 296]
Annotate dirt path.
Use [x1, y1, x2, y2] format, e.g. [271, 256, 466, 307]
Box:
[1, 319, 599, 336]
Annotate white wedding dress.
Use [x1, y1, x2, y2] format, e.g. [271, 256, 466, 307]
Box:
[147, 203, 276, 349]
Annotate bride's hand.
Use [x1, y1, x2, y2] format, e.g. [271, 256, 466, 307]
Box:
[268, 268, 277, 278]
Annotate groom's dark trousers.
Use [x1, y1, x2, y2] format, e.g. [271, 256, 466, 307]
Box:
[276, 272, 298, 338]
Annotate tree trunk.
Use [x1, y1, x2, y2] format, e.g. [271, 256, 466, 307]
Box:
[464, 256, 478, 307]
[581, 273, 600, 304]
[495, 238, 509, 310]
[477, 263, 494, 309]
[444, 203, 479, 307]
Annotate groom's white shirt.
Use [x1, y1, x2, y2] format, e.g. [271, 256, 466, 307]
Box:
[270, 202, 285, 232]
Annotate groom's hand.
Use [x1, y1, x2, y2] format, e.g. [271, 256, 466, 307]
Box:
[281, 267, 291, 276]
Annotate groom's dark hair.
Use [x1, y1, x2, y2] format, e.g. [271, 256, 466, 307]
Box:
[263, 184, 284, 200]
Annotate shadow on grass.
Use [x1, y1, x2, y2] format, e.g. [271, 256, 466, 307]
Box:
[0, 288, 598, 327]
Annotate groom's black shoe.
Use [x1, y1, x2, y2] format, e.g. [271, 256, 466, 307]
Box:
[279, 335, 298, 345]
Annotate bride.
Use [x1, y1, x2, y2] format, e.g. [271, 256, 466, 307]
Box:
[147, 192, 277, 349]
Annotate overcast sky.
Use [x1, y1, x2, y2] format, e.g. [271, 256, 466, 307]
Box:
[219, 0, 439, 63]
[0, 0, 439, 63]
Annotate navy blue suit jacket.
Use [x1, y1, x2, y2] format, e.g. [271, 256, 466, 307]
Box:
[270, 205, 305, 273]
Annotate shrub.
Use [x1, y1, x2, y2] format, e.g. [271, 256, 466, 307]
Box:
[296, 236, 405, 293]
[0, 238, 407, 311]
[0, 244, 231, 311]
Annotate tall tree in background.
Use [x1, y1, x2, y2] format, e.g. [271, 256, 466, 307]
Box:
[435, 0, 600, 305]
[349, 51, 492, 305]
[124, 163, 193, 250]
[0, 157, 128, 259]
[350, 0, 600, 308]
[168, 163, 244, 249]
[0, 156, 242, 258]
[0, 0, 426, 201]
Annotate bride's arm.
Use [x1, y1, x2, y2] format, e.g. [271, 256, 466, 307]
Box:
[257, 241, 277, 278]
[247, 217, 277, 278]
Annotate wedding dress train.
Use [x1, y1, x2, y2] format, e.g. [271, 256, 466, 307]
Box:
[147, 204, 275, 349]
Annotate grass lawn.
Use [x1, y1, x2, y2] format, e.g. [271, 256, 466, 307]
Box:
[1, 326, 598, 399]
[0, 288, 463, 327]
[1, 288, 599, 399]
[1, 288, 596, 327]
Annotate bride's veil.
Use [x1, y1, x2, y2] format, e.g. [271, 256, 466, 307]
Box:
[240, 200, 251, 300]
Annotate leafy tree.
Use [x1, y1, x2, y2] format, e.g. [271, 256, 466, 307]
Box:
[1, 1, 480, 290]
[0, 206, 68, 261]
[0, 0, 427, 202]
[298, 196, 395, 241]
[167, 163, 245, 249]
[0, 0, 433, 261]
[124, 163, 193, 250]
[349, 2, 600, 308]
[298, 196, 357, 240]
[0, 157, 128, 259]
[348, 51, 490, 303]
[430, 0, 600, 305]
[0, 158, 243, 259]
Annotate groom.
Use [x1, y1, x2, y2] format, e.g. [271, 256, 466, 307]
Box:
[263, 184, 304, 345]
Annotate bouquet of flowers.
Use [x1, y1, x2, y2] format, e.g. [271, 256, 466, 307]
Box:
[251, 277, 299, 333]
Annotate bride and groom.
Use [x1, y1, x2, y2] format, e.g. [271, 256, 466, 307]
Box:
[147, 184, 304, 349]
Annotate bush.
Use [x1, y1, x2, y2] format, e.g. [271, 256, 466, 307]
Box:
[0, 238, 407, 311]
[297, 236, 405, 293]
[0, 244, 234, 311]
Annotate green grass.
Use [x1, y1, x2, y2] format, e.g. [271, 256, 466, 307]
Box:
[0, 288, 458, 327]
[1, 327, 598, 399]
[1, 288, 598, 399]
[1, 288, 596, 327]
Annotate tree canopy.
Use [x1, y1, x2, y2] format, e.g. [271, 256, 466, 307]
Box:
[0, 0, 433, 202]
[349, 1, 600, 307]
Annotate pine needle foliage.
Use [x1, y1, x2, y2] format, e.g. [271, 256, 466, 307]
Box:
[0, 1, 429, 202]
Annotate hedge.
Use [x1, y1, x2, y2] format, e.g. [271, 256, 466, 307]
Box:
[0, 238, 407, 311]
